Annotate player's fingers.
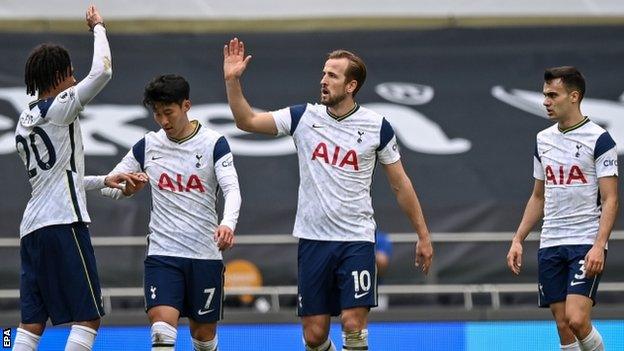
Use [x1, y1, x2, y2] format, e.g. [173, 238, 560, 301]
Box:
[243, 55, 252, 66]
[223, 44, 229, 58]
[232, 38, 239, 55]
[240, 41, 245, 56]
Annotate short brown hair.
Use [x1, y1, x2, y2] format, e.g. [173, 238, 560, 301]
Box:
[327, 50, 367, 97]
[544, 66, 586, 102]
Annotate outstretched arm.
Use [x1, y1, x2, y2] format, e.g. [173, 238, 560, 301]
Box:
[507, 179, 544, 275]
[382, 160, 433, 275]
[75, 5, 112, 106]
[223, 37, 277, 135]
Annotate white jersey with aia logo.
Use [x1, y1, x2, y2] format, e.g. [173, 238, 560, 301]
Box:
[272, 103, 400, 243]
[108, 121, 240, 259]
[534, 117, 618, 248]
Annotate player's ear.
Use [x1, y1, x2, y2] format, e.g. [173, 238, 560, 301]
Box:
[569, 90, 580, 104]
[182, 99, 191, 112]
[346, 79, 357, 94]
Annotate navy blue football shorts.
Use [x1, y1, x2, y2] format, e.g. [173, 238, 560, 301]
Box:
[20, 222, 104, 325]
[297, 238, 377, 317]
[144, 255, 224, 323]
[538, 244, 606, 307]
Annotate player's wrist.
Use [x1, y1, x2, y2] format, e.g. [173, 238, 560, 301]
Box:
[89, 22, 105, 32]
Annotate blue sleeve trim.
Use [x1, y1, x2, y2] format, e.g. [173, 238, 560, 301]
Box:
[289, 104, 307, 135]
[377, 118, 395, 151]
[213, 136, 231, 163]
[594, 132, 616, 159]
[132, 138, 146, 171]
[37, 98, 54, 118]
[534, 143, 541, 162]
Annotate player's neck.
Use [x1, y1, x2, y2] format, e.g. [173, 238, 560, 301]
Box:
[38, 87, 62, 100]
[173, 120, 197, 140]
[557, 111, 585, 130]
[327, 99, 357, 118]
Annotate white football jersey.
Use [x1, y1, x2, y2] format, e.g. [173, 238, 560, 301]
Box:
[15, 24, 111, 238]
[15, 89, 88, 237]
[272, 103, 400, 242]
[109, 121, 240, 260]
[534, 117, 618, 248]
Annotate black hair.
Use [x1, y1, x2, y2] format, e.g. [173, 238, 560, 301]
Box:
[143, 74, 190, 108]
[544, 66, 586, 101]
[24, 43, 72, 96]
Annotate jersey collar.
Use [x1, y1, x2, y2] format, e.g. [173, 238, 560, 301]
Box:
[167, 120, 201, 144]
[326, 103, 359, 122]
[558, 116, 589, 134]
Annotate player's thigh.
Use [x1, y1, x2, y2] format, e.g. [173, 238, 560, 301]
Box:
[566, 245, 605, 304]
[336, 241, 377, 310]
[538, 246, 568, 307]
[297, 239, 338, 316]
[144, 255, 186, 319]
[185, 259, 225, 323]
[19, 235, 48, 325]
[189, 319, 217, 341]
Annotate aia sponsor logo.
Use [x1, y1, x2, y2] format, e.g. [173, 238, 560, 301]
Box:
[311, 142, 359, 170]
[158, 173, 205, 192]
[545, 165, 587, 185]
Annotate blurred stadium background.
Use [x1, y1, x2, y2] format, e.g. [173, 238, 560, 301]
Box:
[1, 0, 624, 349]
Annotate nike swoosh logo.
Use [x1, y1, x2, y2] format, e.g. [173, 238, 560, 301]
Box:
[570, 281, 585, 286]
[312, 124, 325, 128]
[152, 156, 162, 160]
[354, 292, 369, 299]
[197, 309, 214, 315]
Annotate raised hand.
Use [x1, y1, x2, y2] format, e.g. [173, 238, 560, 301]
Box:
[86, 5, 104, 30]
[214, 225, 235, 251]
[223, 37, 252, 80]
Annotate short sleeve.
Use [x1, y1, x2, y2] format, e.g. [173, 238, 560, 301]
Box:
[595, 132, 618, 178]
[376, 118, 400, 164]
[271, 104, 306, 136]
[533, 143, 544, 180]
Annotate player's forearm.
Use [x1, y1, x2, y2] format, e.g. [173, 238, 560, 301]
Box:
[395, 178, 430, 242]
[219, 176, 241, 231]
[513, 195, 544, 243]
[76, 24, 112, 106]
[594, 197, 618, 248]
[84, 175, 106, 190]
[224, 77, 256, 132]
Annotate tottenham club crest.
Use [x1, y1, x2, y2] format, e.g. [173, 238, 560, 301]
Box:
[357, 131, 364, 143]
[195, 154, 203, 168]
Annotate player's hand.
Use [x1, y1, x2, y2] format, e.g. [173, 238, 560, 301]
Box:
[223, 37, 252, 81]
[122, 172, 149, 196]
[415, 237, 433, 275]
[507, 240, 523, 275]
[584, 245, 605, 278]
[104, 173, 144, 192]
[86, 5, 104, 30]
[214, 225, 235, 251]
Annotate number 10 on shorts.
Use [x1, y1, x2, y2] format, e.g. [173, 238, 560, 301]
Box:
[351, 270, 371, 293]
